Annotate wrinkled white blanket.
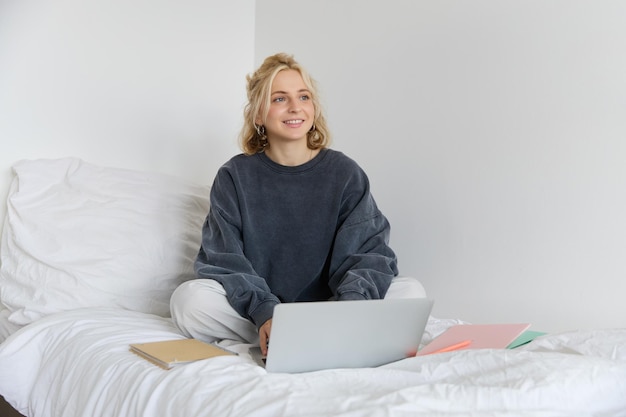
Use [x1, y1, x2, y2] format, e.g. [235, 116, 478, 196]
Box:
[1, 308, 625, 417]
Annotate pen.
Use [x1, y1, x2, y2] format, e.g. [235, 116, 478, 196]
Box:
[430, 339, 472, 354]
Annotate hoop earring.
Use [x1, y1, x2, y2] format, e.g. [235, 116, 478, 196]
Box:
[255, 124, 268, 149]
[308, 123, 319, 141]
[255, 124, 266, 139]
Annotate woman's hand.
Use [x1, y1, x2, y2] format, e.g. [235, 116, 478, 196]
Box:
[259, 318, 272, 356]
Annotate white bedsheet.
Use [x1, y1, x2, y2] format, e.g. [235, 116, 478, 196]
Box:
[1, 308, 625, 417]
[0, 308, 21, 344]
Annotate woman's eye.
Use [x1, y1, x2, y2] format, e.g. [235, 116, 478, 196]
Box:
[300, 95, 310, 101]
[273, 97, 285, 103]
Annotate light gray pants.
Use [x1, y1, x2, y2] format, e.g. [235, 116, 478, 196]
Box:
[170, 276, 427, 345]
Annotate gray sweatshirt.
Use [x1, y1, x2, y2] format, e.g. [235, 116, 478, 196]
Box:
[194, 148, 398, 328]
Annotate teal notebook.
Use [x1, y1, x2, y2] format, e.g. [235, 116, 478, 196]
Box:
[507, 330, 547, 349]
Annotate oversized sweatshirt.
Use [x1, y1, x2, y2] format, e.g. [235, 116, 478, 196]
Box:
[194, 148, 398, 328]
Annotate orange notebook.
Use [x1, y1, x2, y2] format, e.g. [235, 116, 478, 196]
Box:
[416, 323, 531, 356]
[130, 338, 236, 370]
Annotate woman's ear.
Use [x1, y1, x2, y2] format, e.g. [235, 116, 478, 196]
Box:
[254, 106, 266, 126]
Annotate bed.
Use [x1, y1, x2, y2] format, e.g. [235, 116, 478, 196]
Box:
[1, 157, 625, 417]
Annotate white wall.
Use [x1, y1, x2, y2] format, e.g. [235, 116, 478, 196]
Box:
[1, 0, 624, 334]
[256, 0, 626, 332]
[0, 0, 255, 223]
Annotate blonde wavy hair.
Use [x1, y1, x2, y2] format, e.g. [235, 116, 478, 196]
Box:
[239, 53, 331, 155]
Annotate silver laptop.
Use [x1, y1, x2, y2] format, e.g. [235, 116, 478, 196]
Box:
[256, 298, 433, 373]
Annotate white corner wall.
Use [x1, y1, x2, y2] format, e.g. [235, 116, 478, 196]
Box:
[0, 0, 255, 223]
[256, 0, 626, 332]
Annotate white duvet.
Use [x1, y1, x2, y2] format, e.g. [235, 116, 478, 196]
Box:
[1, 308, 626, 417]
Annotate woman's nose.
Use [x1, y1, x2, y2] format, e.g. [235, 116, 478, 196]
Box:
[288, 100, 301, 112]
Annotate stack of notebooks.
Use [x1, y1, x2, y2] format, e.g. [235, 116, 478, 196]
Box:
[416, 323, 546, 356]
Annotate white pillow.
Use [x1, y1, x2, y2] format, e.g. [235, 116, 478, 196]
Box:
[0, 158, 210, 325]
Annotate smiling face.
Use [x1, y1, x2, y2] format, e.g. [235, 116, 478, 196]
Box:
[258, 69, 315, 147]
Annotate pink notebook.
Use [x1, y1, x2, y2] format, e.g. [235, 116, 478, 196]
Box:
[416, 323, 531, 356]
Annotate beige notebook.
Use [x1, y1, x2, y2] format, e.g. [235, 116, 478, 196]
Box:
[130, 338, 236, 370]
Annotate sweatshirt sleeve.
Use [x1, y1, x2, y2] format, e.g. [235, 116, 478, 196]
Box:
[328, 169, 399, 301]
[194, 168, 279, 328]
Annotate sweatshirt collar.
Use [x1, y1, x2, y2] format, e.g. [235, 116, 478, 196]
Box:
[256, 148, 329, 174]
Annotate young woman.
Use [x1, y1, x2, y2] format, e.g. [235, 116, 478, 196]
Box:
[170, 53, 425, 355]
